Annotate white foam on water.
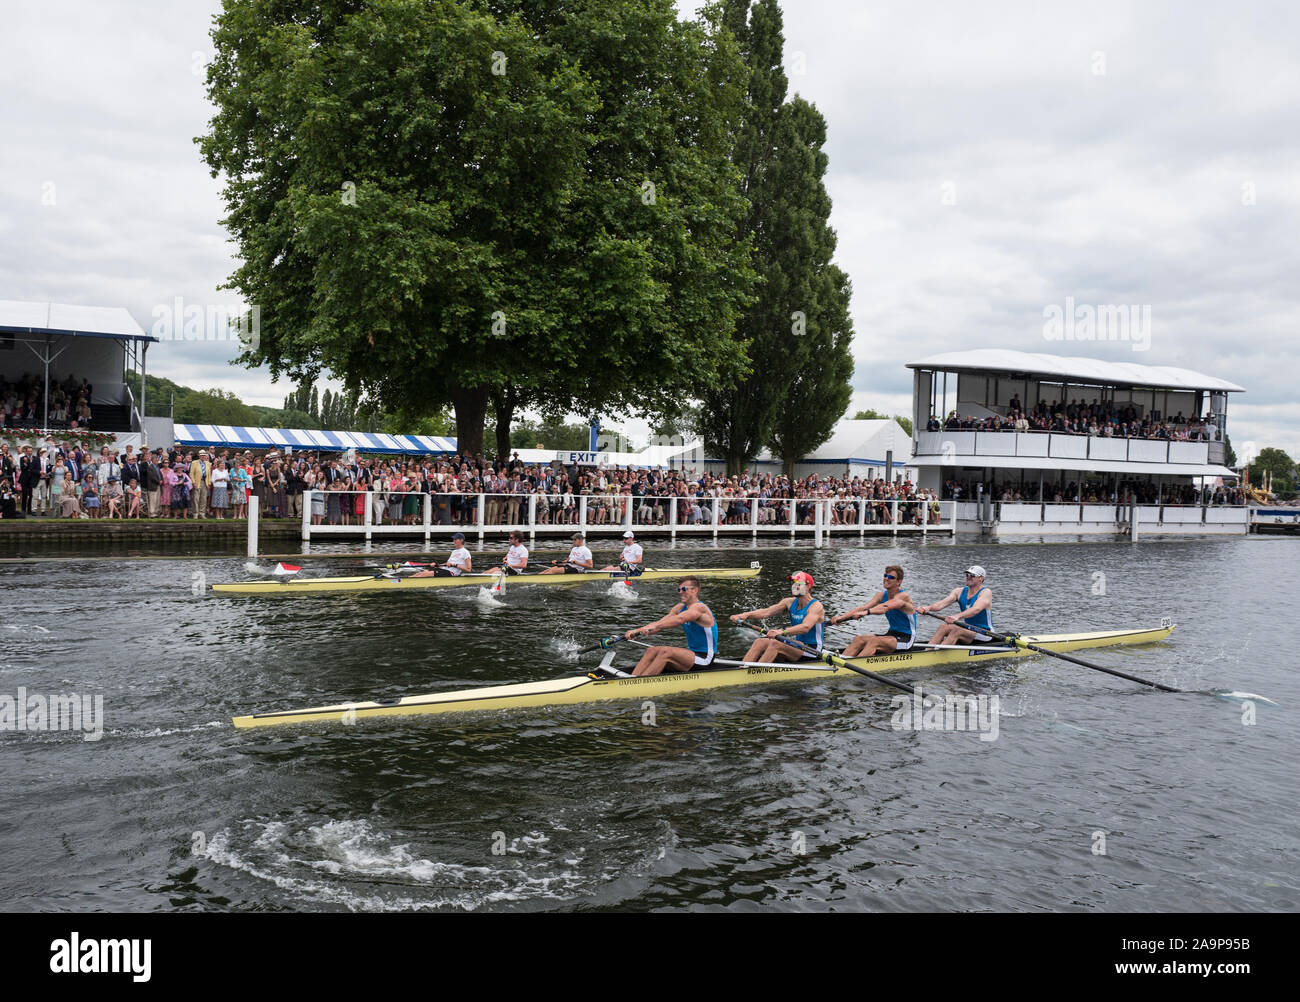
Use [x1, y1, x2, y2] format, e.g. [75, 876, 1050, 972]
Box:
[605, 582, 641, 603]
[108, 720, 227, 739]
[4, 624, 52, 634]
[1214, 690, 1277, 706]
[475, 587, 506, 608]
[203, 817, 595, 911]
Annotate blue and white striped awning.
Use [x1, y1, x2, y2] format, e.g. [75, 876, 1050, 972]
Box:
[172, 425, 457, 455]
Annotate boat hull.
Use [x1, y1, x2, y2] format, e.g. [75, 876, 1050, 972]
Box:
[213, 565, 761, 594]
[232, 625, 1175, 728]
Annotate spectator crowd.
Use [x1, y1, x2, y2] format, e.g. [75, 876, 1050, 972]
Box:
[924, 395, 1222, 442]
[942, 477, 1249, 506]
[1, 373, 96, 430]
[0, 440, 943, 526]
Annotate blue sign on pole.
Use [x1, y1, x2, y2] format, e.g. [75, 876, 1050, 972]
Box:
[589, 420, 600, 452]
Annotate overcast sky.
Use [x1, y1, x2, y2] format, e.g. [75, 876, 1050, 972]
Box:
[2, 1, 1297, 457]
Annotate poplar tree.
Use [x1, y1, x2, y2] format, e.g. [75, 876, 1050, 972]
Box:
[700, 0, 855, 474]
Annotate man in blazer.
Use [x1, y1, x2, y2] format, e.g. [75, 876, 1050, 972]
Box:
[189, 451, 213, 518]
[140, 450, 162, 517]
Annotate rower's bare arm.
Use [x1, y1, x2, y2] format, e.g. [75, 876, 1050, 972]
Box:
[783, 603, 825, 637]
[626, 602, 687, 639]
[730, 598, 789, 623]
[831, 593, 883, 624]
[877, 594, 915, 614]
[918, 588, 959, 614]
[649, 603, 701, 634]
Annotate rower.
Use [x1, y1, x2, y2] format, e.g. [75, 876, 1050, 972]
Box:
[917, 565, 995, 644]
[601, 529, 643, 573]
[617, 576, 718, 676]
[487, 531, 529, 575]
[412, 532, 473, 577]
[829, 564, 916, 656]
[539, 532, 594, 574]
[729, 571, 825, 664]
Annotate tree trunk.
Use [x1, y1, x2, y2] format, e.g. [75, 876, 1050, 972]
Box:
[491, 388, 517, 463]
[451, 385, 488, 457]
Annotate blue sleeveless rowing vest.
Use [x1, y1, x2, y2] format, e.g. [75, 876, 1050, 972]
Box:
[789, 596, 824, 651]
[958, 585, 992, 632]
[884, 591, 917, 636]
[682, 602, 718, 656]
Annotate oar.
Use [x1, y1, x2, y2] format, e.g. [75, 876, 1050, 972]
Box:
[737, 621, 926, 697]
[577, 635, 629, 656]
[919, 611, 1182, 693]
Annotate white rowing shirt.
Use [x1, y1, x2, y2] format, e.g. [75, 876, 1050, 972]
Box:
[567, 545, 593, 568]
[446, 546, 472, 575]
[621, 543, 643, 564]
[505, 543, 528, 568]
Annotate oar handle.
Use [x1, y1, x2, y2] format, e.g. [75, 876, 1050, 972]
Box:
[735, 620, 921, 696]
[919, 609, 1010, 643]
[577, 635, 628, 656]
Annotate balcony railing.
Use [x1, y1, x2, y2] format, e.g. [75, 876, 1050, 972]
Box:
[913, 430, 1216, 467]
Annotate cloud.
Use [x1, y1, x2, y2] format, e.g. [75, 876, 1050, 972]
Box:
[3, 1, 1297, 452]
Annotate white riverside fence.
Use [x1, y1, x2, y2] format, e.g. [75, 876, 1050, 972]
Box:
[289, 491, 956, 544]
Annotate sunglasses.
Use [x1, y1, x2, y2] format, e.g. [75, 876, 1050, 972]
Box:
[883, 574, 897, 580]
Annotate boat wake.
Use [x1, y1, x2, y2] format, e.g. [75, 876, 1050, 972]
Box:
[3, 624, 52, 633]
[605, 582, 641, 603]
[203, 817, 600, 911]
[1211, 690, 1277, 706]
[474, 587, 507, 608]
[108, 720, 228, 739]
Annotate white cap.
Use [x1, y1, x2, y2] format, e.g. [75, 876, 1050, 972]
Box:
[965, 565, 986, 577]
[623, 530, 635, 539]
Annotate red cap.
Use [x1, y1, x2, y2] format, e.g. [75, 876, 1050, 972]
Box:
[788, 571, 815, 587]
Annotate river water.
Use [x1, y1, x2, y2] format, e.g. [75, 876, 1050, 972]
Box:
[1, 536, 1296, 912]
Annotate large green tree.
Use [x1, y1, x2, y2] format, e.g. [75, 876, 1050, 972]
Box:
[200, 0, 754, 455]
[699, 0, 854, 474]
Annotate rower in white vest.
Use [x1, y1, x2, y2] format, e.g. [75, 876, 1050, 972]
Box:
[600, 530, 644, 573]
[412, 532, 473, 577]
[540, 532, 594, 574]
[487, 531, 529, 575]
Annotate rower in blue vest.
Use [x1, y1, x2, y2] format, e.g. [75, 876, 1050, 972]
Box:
[729, 571, 826, 664]
[829, 564, 917, 657]
[917, 565, 996, 645]
[617, 576, 719, 677]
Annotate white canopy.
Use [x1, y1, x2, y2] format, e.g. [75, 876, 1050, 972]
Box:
[907, 349, 1244, 393]
[0, 300, 147, 339]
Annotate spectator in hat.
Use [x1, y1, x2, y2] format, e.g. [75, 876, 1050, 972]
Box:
[104, 476, 124, 518]
[189, 451, 212, 518]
